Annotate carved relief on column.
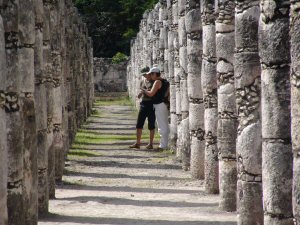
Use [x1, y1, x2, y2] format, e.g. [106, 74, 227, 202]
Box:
[259, 1, 293, 224]
[201, 0, 218, 193]
[216, 0, 237, 212]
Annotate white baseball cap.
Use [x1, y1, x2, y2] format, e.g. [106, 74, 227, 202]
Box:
[146, 67, 160, 74]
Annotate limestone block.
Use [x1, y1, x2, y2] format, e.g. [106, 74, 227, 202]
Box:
[187, 38, 202, 75]
[202, 25, 216, 58]
[235, 6, 259, 51]
[190, 136, 204, 179]
[234, 52, 260, 88]
[19, 48, 35, 93]
[237, 180, 263, 225]
[261, 67, 291, 139]
[217, 118, 237, 158]
[178, 17, 187, 46]
[219, 160, 237, 211]
[189, 103, 204, 131]
[187, 72, 202, 99]
[216, 32, 235, 64]
[259, 19, 290, 65]
[236, 121, 261, 175]
[180, 79, 189, 114]
[185, 9, 201, 34]
[262, 141, 293, 217]
[201, 60, 217, 91]
[179, 46, 187, 72]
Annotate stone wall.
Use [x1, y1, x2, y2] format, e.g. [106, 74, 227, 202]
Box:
[94, 58, 128, 92]
[0, 1, 94, 224]
[128, 0, 299, 224]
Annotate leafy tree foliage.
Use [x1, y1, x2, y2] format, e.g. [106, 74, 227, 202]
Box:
[73, 0, 158, 58]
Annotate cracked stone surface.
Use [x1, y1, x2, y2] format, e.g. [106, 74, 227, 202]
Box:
[38, 103, 236, 225]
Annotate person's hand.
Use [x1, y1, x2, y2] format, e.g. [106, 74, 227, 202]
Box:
[137, 92, 143, 99]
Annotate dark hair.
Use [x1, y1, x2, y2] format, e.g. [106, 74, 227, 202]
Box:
[152, 72, 161, 77]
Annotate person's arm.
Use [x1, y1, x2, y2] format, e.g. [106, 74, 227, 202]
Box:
[142, 80, 161, 97]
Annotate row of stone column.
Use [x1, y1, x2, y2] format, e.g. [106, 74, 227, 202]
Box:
[0, 0, 94, 224]
[127, 0, 300, 224]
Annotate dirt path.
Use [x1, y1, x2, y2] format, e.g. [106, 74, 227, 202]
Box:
[38, 102, 237, 225]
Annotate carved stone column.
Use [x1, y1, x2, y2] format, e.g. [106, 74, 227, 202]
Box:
[186, 0, 204, 179]
[0, 4, 8, 224]
[35, 0, 49, 215]
[290, 1, 300, 224]
[168, 0, 177, 152]
[235, 0, 263, 224]
[19, 0, 38, 224]
[178, 0, 190, 170]
[201, 0, 218, 193]
[43, 0, 55, 200]
[2, 0, 25, 223]
[259, 0, 293, 224]
[216, 0, 237, 212]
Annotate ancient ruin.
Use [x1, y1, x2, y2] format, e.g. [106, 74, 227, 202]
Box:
[1, 0, 300, 224]
[127, 0, 300, 224]
[0, 0, 93, 224]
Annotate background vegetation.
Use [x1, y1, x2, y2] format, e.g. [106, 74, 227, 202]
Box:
[73, 0, 158, 58]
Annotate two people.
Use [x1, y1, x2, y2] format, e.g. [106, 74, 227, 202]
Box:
[130, 66, 170, 150]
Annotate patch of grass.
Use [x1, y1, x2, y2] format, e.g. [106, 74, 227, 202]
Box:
[68, 149, 102, 157]
[93, 96, 133, 106]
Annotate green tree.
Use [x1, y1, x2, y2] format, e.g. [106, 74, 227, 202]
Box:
[73, 0, 158, 57]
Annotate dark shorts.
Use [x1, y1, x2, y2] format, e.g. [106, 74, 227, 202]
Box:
[136, 101, 156, 130]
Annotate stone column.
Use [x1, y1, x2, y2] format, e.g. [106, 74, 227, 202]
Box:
[168, 0, 177, 152]
[19, 1, 38, 224]
[43, 0, 55, 200]
[259, 1, 293, 224]
[291, 1, 300, 223]
[52, 0, 64, 184]
[178, 0, 190, 170]
[2, 0, 25, 223]
[216, 0, 237, 212]
[201, 0, 218, 193]
[35, 0, 49, 215]
[0, 5, 8, 224]
[186, 0, 204, 179]
[235, 1, 263, 224]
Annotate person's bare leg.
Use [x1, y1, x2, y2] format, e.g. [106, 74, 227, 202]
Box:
[136, 128, 142, 145]
[130, 129, 142, 148]
[149, 129, 154, 145]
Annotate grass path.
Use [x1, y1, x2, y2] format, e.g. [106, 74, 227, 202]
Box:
[38, 97, 237, 225]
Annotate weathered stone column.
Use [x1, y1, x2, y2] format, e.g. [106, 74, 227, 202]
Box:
[43, 0, 55, 200]
[2, 0, 25, 223]
[178, 0, 190, 170]
[291, 1, 300, 223]
[19, 0, 38, 224]
[186, 0, 204, 179]
[216, 0, 237, 212]
[201, 0, 218, 193]
[0, 6, 8, 224]
[53, 0, 65, 183]
[235, 1, 263, 224]
[259, 1, 293, 224]
[35, 0, 49, 215]
[168, 0, 177, 152]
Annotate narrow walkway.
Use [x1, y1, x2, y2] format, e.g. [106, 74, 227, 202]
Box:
[39, 98, 236, 225]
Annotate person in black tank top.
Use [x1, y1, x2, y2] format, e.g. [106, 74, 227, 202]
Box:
[141, 67, 170, 150]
